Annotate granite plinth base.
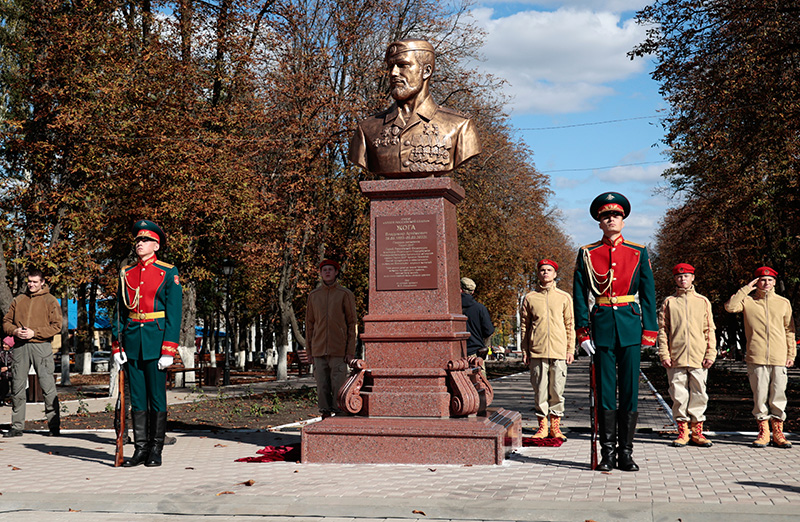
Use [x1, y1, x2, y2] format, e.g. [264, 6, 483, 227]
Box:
[301, 408, 522, 465]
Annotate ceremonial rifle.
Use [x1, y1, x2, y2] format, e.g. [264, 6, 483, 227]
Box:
[114, 365, 125, 467]
[589, 353, 598, 470]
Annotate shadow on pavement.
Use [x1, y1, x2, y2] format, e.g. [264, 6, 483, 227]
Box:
[22, 441, 114, 466]
[738, 481, 800, 494]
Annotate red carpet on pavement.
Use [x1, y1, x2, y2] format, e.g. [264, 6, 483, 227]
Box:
[521, 436, 564, 447]
[236, 443, 301, 462]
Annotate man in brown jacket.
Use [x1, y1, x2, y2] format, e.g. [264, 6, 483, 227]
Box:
[520, 259, 575, 441]
[658, 263, 716, 447]
[305, 260, 357, 418]
[724, 266, 796, 448]
[3, 269, 63, 437]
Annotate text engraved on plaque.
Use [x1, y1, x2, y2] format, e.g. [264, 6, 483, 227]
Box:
[376, 215, 438, 290]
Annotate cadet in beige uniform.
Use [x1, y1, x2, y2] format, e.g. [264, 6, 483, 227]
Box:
[520, 259, 575, 441]
[657, 263, 716, 447]
[724, 266, 795, 448]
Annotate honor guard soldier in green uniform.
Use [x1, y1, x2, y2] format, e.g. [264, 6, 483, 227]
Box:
[574, 192, 657, 472]
[112, 220, 182, 467]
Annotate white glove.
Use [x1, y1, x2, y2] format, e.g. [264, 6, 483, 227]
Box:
[113, 350, 128, 366]
[157, 355, 174, 371]
[580, 339, 596, 356]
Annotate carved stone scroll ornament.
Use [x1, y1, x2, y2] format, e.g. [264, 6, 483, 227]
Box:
[336, 359, 367, 415]
[467, 355, 494, 407]
[446, 358, 480, 416]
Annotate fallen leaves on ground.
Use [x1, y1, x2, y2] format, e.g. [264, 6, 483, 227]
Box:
[216, 491, 235, 496]
[412, 510, 426, 516]
[237, 480, 255, 486]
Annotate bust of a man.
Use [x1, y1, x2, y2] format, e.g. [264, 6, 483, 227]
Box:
[349, 39, 481, 178]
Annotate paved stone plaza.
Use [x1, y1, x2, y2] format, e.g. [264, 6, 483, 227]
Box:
[1, 359, 798, 521]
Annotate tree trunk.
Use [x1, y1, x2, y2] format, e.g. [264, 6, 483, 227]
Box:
[60, 291, 70, 386]
[0, 241, 14, 314]
[276, 312, 289, 381]
[209, 313, 218, 368]
[177, 281, 197, 387]
[77, 282, 90, 374]
[236, 316, 249, 370]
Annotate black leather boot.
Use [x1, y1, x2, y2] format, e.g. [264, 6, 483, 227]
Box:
[123, 410, 149, 467]
[145, 411, 167, 467]
[617, 411, 639, 472]
[47, 398, 61, 436]
[596, 409, 616, 471]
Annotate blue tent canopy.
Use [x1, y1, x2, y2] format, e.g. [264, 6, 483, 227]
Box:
[64, 299, 112, 330]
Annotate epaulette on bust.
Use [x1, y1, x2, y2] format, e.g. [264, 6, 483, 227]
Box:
[580, 240, 603, 250]
[154, 260, 175, 269]
[437, 105, 469, 118]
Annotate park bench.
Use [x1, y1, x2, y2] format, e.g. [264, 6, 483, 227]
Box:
[287, 349, 312, 376]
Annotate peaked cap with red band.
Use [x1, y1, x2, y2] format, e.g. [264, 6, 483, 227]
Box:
[672, 263, 695, 275]
[537, 259, 559, 271]
[754, 266, 778, 278]
[590, 192, 631, 221]
[133, 219, 165, 245]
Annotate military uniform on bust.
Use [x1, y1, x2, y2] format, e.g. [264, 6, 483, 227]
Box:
[349, 39, 480, 178]
[573, 192, 657, 472]
[112, 220, 182, 467]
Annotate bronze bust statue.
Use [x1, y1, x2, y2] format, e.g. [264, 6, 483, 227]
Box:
[349, 39, 481, 178]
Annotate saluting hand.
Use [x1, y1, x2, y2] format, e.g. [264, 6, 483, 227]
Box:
[746, 278, 759, 291]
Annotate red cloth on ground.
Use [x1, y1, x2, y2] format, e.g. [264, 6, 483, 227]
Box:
[235, 443, 301, 462]
[522, 436, 564, 447]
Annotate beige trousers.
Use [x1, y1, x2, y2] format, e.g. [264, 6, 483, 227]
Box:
[529, 358, 567, 418]
[313, 356, 350, 414]
[747, 363, 788, 421]
[666, 366, 708, 423]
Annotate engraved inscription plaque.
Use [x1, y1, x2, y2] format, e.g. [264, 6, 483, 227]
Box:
[376, 214, 438, 290]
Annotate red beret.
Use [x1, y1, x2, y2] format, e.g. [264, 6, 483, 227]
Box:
[319, 259, 340, 271]
[672, 263, 695, 275]
[754, 266, 778, 278]
[537, 259, 558, 271]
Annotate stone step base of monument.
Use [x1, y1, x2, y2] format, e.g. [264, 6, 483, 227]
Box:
[301, 408, 522, 465]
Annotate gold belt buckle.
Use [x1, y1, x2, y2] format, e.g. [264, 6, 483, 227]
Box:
[135, 313, 146, 320]
[610, 296, 618, 304]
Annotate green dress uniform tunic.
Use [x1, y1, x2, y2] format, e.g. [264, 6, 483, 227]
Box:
[573, 235, 657, 412]
[112, 255, 182, 412]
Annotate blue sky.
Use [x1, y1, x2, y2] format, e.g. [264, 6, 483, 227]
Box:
[468, 0, 677, 247]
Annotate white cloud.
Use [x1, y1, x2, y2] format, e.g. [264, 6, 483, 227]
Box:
[478, 0, 650, 13]
[469, 7, 648, 114]
[596, 162, 669, 183]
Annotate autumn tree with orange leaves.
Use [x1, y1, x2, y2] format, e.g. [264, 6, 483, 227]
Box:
[0, 0, 575, 378]
[632, 1, 800, 356]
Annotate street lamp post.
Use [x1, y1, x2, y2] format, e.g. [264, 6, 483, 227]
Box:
[222, 259, 235, 386]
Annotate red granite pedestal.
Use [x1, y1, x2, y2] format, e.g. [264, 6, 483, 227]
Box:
[302, 177, 521, 465]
